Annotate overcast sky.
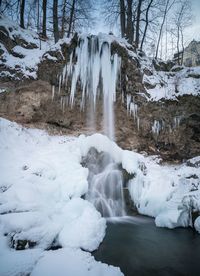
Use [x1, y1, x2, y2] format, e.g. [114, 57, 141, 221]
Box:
[185, 0, 200, 42]
[92, 0, 200, 43]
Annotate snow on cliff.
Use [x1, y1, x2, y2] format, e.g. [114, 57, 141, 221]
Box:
[0, 16, 71, 80]
[142, 61, 200, 101]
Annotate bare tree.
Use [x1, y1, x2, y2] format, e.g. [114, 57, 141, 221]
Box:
[155, 0, 175, 59]
[61, 0, 67, 38]
[140, 0, 154, 50]
[20, 0, 25, 28]
[126, 0, 133, 44]
[135, 0, 143, 48]
[120, 0, 126, 37]
[67, 0, 75, 37]
[42, 0, 47, 37]
[53, 0, 59, 42]
[173, 0, 191, 65]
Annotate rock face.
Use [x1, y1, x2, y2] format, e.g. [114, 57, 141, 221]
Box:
[0, 31, 199, 161]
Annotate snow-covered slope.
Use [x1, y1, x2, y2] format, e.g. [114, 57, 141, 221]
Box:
[141, 58, 200, 101]
[0, 16, 71, 80]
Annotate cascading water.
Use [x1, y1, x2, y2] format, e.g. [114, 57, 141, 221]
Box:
[59, 35, 126, 217]
[83, 148, 126, 217]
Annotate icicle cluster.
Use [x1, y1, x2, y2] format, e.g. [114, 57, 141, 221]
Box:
[58, 35, 121, 140]
[173, 116, 181, 129]
[152, 120, 164, 136]
[126, 94, 140, 130]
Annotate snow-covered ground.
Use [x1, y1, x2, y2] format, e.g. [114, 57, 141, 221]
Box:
[0, 118, 200, 275]
[0, 118, 124, 276]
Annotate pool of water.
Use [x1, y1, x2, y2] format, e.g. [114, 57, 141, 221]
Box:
[93, 216, 200, 276]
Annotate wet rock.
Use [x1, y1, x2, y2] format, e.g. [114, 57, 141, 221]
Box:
[153, 59, 175, 72]
[10, 236, 37, 250]
[186, 157, 200, 168]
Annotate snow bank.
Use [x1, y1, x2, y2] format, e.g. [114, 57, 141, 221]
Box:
[194, 216, 200, 233]
[129, 155, 200, 229]
[0, 232, 122, 276]
[0, 118, 106, 251]
[31, 247, 123, 276]
[0, 118, 124, 275]
[78, 133, 141, 175]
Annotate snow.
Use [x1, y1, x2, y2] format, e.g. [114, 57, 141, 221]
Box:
[0, 15, 72, 80]
[31, 248, 123, 276]
[194, 216, 200, 233]
[0, 88, 6, 93]
[144, 66, 200, 101]
[0, 118, 124, 275]
[128, 155, 200, 229]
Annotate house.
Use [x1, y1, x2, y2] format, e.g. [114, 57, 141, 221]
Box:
[173, 40, 200, 67]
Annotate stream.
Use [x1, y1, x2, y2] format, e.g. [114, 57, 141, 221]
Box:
[93, 216, 200, 276]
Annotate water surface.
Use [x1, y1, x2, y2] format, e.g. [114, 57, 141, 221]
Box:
[93, 216, 200, 276]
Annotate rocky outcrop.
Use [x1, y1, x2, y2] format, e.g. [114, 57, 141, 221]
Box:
[0, 65, 200, 161]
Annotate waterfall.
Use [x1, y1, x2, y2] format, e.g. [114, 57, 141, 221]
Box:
[83, 148, 126, 217]
[60, 34, 121, 140]
[60, 35, 126, 217]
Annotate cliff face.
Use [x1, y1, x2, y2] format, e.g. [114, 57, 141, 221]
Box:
[0, 17, 199, 161]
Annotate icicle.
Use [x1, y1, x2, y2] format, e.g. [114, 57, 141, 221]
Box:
[126, 94, 131, 114]
[52, 85, 55, 100]
[58, 75, 62, 94]
[137, 117, 140, 131]
[58, 34, 121, 140]
[152, 120, 161, 135]
[173, 116, 181, 129]
[129, 102, 138, 121]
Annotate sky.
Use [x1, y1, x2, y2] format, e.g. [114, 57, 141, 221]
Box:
[185, 0, 200, 43]
[92, 0, 200, 44]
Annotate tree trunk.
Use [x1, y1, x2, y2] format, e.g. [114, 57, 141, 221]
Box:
[177, 25, 180, 65]
[42, 0, 47, 37]
[135, 0, 143, 48]
[140, 0, 154, 50]
[126, 0, 133, 44]
[155, 0, 175, 59]
[120, 0, 126, 38]
[53, 0, 59, 43]
[180, 27, 184, 65]
[37, 0, 40, 33]
[61, 0, 67, 38]
[20, 0, 25, 29]
[67, 0, 75, 38]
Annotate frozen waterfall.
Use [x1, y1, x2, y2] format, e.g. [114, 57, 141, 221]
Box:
[60, 35, 126, 217]
[60, 35, 121, 140]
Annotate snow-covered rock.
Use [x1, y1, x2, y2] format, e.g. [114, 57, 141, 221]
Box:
[194, 216, 200, 233]
[128, 155, 200, 229]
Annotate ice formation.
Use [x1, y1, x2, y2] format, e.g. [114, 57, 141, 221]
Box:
[59, 35, 121, 140]
[173, 116, 181, 129]
[151, 120, 164, 136]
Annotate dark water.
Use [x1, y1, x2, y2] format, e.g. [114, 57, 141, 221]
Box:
[93, 216, 200, 276]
